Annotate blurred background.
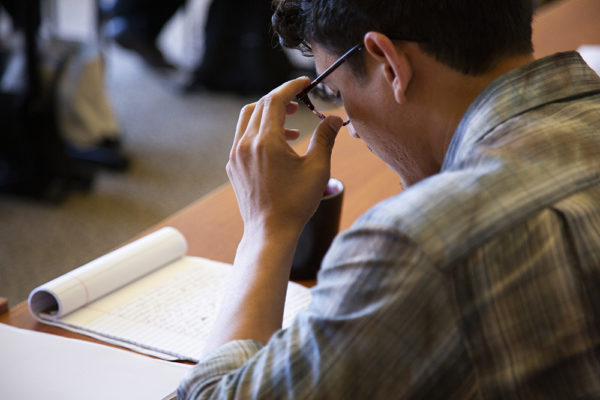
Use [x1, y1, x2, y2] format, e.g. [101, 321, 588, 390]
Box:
[0, 0, 559, 307]
[0, 0, 316, 305]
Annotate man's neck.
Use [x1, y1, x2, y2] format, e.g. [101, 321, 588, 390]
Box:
[408, 50, 536, 177]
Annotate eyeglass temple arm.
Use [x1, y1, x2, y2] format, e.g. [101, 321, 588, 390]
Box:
[297, 43, 363, 97]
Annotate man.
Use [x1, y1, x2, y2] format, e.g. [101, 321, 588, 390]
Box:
[179, 0, 600, 398]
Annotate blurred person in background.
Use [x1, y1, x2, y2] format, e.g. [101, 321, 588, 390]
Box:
[102, 0, 296, 95]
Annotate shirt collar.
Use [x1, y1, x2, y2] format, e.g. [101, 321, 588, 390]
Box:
[442, 51, 600, 170]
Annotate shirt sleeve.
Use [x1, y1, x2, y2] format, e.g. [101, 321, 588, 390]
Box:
[177, 340, 264, 399]
[176, 217, 467, 400]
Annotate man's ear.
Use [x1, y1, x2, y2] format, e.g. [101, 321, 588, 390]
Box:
[363, 32, 412, 104]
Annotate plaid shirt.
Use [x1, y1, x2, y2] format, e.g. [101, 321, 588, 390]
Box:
[179, 52, 600, 399]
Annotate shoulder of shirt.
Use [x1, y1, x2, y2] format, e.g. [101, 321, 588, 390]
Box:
[351, 91, 600, 268]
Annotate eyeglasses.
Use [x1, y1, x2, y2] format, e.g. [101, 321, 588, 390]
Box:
[296, 43, 363, 127]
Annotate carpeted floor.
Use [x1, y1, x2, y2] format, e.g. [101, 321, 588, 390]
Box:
[0, 1, 317, 306]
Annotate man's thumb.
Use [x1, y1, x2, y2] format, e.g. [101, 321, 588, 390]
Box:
[308, 116, 343, 158]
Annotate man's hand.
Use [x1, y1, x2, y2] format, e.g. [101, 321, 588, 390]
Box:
[227, 77, 344, 239]
[201, 78, 343, 351]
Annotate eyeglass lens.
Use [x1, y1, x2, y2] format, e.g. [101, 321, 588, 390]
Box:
[296, 43, 363, 127]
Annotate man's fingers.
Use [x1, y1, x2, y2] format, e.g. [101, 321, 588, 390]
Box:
[284, 129, 301, 141]
[232, 78, 310, 158]
[286, 101, 300, 115]
[307, 116, 343, 160]
[270, 76, 311, 104]
[231, 103, 256, 157]
[258, 77, 311, 135]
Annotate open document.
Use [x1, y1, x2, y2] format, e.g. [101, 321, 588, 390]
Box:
[28, 227, 312, 361]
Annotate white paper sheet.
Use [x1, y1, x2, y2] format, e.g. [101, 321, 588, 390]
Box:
[578, 45, 600, 76]
[28, 227, 187, 318]
[0, 323, 191, 400]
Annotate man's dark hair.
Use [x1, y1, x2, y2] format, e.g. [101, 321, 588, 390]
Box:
[272, 0, 534, 75]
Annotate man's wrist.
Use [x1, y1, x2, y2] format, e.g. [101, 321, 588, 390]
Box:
[242, 217, 304, 246]
[236, 222, 302, 274]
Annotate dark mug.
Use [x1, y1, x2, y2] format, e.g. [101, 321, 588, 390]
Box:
[290, 178, 344, 281]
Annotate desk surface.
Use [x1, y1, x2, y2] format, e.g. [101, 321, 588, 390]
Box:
[2, 0, 600, 341]
[532, 0, 600, 57]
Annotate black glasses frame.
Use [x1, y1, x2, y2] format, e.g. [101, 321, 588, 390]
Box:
[296, 43, 363, 126]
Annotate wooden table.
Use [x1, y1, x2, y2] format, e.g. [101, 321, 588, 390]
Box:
[2, 0, 599, 340]
[532, 0, 600, 57]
